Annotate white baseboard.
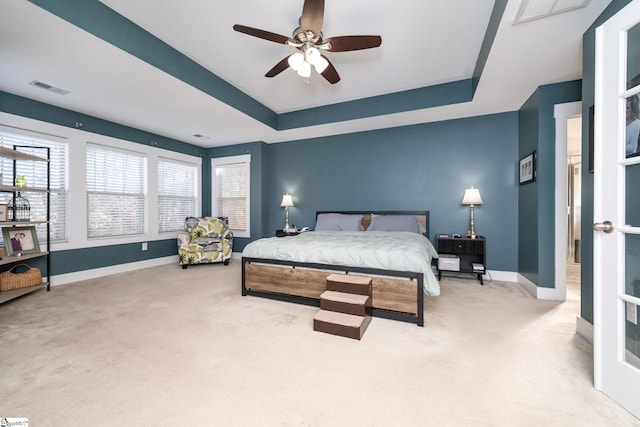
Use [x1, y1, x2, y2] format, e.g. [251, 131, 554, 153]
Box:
[516, 273, 566, 301]
[576, 316, 594, 345]
[50, 255, 178, 286]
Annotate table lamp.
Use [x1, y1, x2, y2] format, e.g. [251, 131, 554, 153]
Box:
[280, 193, 294, 231]
[461, 187, 483, 239]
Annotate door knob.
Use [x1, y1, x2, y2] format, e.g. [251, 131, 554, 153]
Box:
[593, 220, 615, 233]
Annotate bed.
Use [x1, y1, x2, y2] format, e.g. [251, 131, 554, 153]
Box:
[241, 211, 439, 326]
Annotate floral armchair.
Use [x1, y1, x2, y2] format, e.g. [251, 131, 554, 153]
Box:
[178, 216, 233, 268]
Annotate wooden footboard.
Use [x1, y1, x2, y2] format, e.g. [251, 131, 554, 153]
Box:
[242, 257, 424, 326]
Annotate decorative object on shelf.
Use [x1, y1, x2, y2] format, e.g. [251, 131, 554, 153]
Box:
[8, 192, 30, 222]
[280, 193, 295, 232]
[461, 186, 483, 239]
[0, 203, 7, 222]
[14, 174, 26, 188]
[0, 263, 42, 291]
[2, 225, 39, 256]
[519, 151, 536, 184]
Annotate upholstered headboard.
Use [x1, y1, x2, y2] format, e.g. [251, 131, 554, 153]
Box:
[315, 210, 430, 238]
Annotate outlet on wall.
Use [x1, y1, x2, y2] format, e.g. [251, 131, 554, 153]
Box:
[142, 242, 148, 251]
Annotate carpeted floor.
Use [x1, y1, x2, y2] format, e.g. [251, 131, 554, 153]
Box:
[0, 262, 638, 426]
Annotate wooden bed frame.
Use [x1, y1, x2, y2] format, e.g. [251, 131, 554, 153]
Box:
[241, 211, 430, 327]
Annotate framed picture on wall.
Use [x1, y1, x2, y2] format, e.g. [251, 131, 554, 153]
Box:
[519, 151, 536, 185]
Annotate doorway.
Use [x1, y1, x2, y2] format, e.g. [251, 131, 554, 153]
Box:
[566, 116, 582, 299]
[553, 101, 582, 303]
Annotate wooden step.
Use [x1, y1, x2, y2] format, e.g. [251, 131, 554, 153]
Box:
[313, 309, 372, 340]
[326, 273, 372, 296]
[320, 290, 370, 316]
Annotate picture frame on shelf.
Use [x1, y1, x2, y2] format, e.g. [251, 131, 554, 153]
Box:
[2, 226, 40, 256]
[0, 203, 7, 222]
[519, 151, 536, 185]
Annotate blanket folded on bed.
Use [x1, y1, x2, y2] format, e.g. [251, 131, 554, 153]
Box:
[242, 231, 441, 296]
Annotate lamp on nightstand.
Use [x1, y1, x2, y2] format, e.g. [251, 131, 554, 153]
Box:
[461, 186, 483, 239]
[280, 193, 294, 231]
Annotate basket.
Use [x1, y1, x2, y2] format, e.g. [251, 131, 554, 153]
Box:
[0, 263, 42, 291]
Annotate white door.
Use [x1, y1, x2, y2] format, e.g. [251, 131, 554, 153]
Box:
[593, 0, 640, 418]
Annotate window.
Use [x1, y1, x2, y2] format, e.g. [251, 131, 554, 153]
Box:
[0, 130, 68, 243]
[158, 158, 198, 232]
[212, 154, 250, 238]
[86, 143, 146, 238]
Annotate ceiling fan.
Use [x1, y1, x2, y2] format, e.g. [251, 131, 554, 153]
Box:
[233, 0, 382, 84]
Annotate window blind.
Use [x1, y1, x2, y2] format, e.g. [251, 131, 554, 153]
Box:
[86, 143, 146, 238]
[213, 157, 249, 236]
[158, 158, 197, 232]
[0, 131, 68, 243]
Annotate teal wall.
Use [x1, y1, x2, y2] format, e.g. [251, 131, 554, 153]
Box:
[256, 112, 520, 271]
[518, 92, 540, 284]
[517, 81, 581, 288]
[581, 0, 633, 323]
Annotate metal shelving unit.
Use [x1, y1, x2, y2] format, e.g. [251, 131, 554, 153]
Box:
[0, 145, 50, 303]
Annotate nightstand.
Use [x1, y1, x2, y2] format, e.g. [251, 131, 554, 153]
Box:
[436, 235, 486, 284]
[276, 229, 300, 237]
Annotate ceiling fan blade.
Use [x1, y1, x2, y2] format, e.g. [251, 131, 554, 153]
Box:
[300, 0, 324, 39]
[265, 57, 291, 78]
[325, 35, 382, 52]
[233, 24, 291, 45]
[320, 55, 340, 84]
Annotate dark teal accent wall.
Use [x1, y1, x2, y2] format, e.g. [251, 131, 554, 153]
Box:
[581, 0, 633, 323]
[50, 239, 176, 275]
[278, 80, 474, 130]
[0, 92, 204, 157]
[517, 80, 581, 289]
[208, 142, 268, 252]
[264, 112, 519, 272]
[518, 92, 540, 284]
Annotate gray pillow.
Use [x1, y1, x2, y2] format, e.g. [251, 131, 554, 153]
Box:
[315, 213, 363, 231]
[367, 215, 420, 233]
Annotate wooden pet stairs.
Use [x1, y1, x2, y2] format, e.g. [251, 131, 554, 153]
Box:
[313, 273, 372, 340]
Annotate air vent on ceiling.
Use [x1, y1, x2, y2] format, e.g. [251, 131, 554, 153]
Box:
[29, 80, 70, 95]
[192, 134, 210, 140]
[514, 0, 591, 25]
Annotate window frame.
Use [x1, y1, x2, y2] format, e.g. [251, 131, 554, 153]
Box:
[157, 157, 199, 233]
[211, 154, 251, 238]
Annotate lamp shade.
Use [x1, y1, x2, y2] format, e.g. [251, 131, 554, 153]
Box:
[461, 187, 483, 205]
[288, 52, 304, 71]
[280, 193, 294, 208]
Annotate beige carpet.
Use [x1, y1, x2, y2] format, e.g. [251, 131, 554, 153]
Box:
[0, 262, 638, 427]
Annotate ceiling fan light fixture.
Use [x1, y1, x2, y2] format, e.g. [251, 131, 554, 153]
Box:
[313, 55, 329, 73]
[297, 61, 312, 78]
[288, 52, 304, 71]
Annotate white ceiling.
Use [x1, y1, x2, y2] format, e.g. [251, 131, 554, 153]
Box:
[0, 0, 610, 148]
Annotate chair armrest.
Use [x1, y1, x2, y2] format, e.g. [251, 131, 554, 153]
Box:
[177, 232, 191, 248]
[222, 229, 233, 242]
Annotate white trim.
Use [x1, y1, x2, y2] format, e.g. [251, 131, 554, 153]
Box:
[576, 316, 594, 345]
[211, 154, 251, 238]
[50, 255, 177, 286]
[516, 273, 566, 300]
[554, 101, 582, 303]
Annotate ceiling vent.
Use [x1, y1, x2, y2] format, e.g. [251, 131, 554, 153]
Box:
[514, 0, 591, 25]
[192, 134, 210, 140]
[29, 80, 70, 95]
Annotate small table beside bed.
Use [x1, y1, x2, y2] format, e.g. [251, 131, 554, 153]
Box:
[241, 210, 440, 327]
